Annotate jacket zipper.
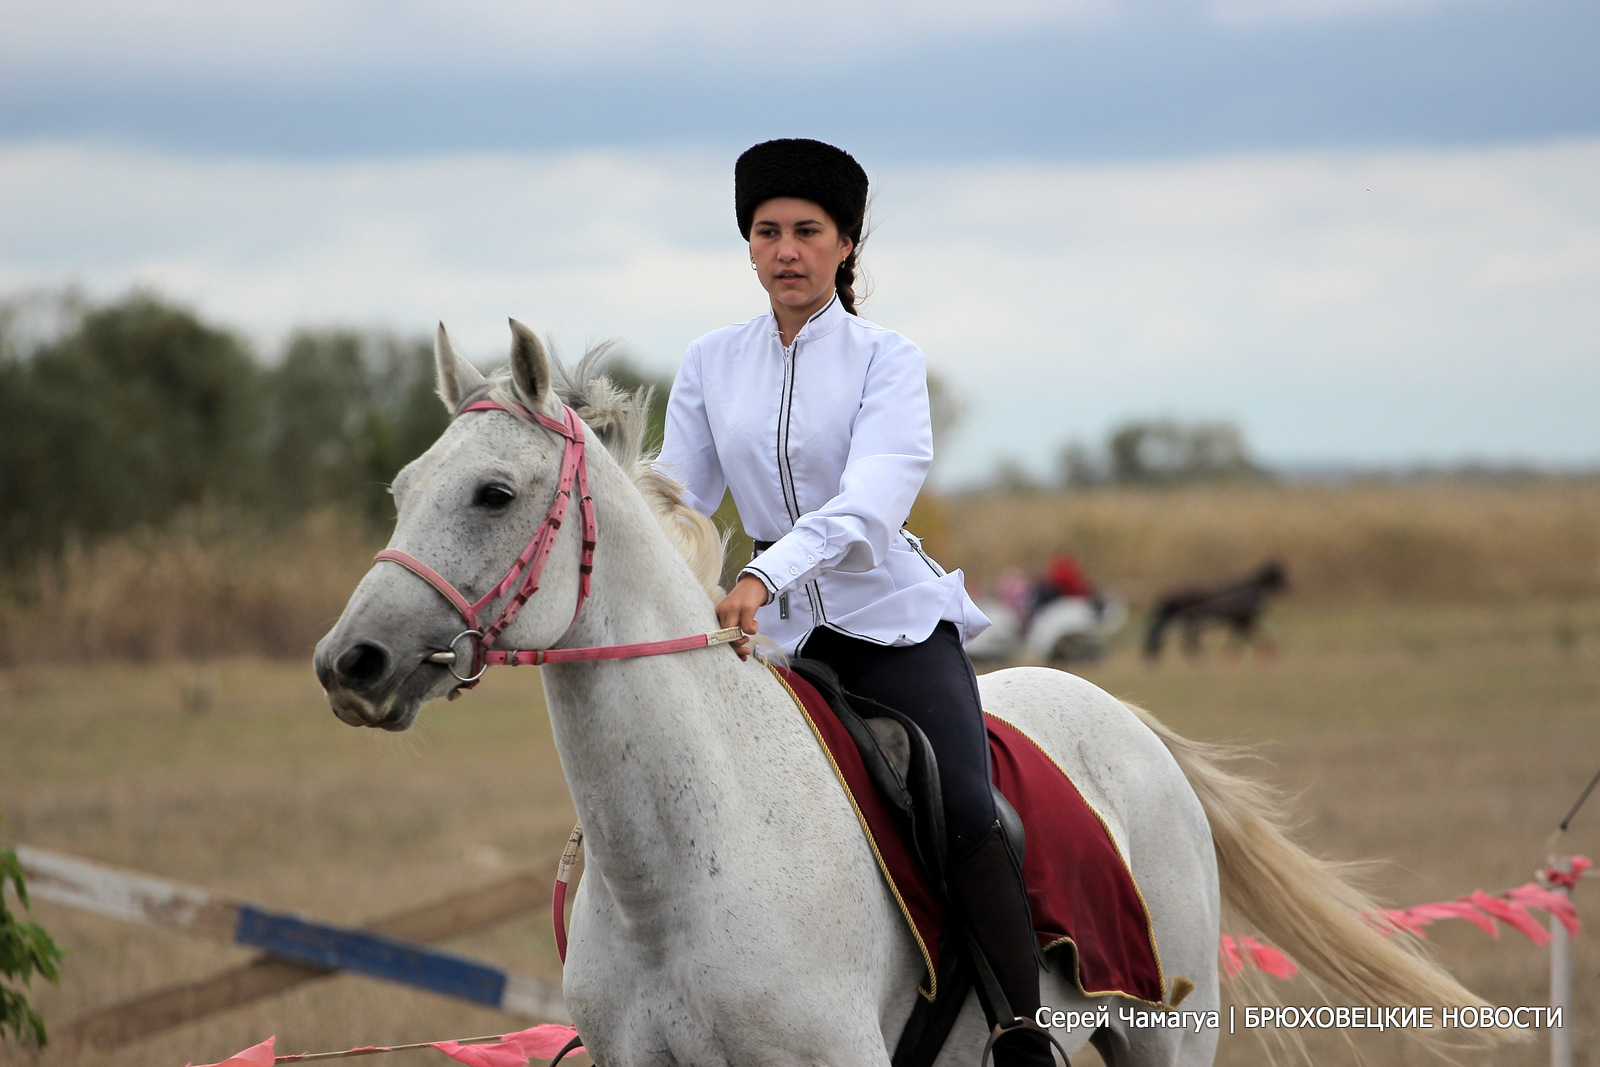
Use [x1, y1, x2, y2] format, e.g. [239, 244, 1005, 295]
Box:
[776, 335, 820, 624]
[777, 340, 801, 524]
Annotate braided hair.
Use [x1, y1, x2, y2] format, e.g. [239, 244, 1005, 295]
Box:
[834, 219, 867, 315]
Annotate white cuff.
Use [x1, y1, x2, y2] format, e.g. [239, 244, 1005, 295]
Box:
[739, 566, 778, 605]
[749, 530, 827, 596]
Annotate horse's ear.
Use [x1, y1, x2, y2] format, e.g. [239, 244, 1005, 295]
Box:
[436, 323, 487, 412]
[508, 319, 551, 409]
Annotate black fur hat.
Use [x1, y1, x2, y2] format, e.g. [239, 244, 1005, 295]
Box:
[735, 139, 869, 239]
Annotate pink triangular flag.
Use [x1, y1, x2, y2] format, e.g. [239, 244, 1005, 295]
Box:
[429, 1041, 532, 1067]
[1406, 900, 1498, 935]
[500, 1025, 583, 1059]
[1507, 884, 1581, 936]
[1218, 934, 1243, 975]
[1382, 908, 1430, 936]
[432, 1026, 583, 1067]
[1469, 890, 1550, 945]
[187, 1036, 276, 1067]
[429, 1041, 531, 1067]
[1238, 936, 1298, 978]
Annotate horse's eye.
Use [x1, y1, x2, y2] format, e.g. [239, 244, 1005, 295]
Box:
[475, 484, 515, 509]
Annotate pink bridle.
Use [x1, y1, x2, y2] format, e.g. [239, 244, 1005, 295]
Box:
[373, 398, 740, 694]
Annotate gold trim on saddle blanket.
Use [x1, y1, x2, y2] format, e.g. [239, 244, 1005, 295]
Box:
[769, 664, 940, 1001]
[984, 710, 1171, 1009]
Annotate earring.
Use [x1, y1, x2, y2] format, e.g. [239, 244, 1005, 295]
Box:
[750, 261, 757, 270]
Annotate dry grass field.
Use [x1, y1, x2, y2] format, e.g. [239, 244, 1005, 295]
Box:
[2, 596, 1598, 1066]
[4, 479, 1598, 663]
[0, 658, 581, 1067]
[2, 480, 1599, 1065]
[926, 479, 1600, 606]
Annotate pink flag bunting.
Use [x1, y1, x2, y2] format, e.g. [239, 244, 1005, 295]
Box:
[1544, 857, 1591, 888]
[187, 1037, 276, 1067]
[183, 1026, 582, 1067]
[433, 1025, 583, 1067]
[428, 1044, 530, 1067]
[1404, 900, 1499, 936]
[1468, 890, 1550, 946]
[1221, 855, 1593, 982]
[1381, 908, 1431, 936]
[1508, 884, 1580, 936]
[1238, 936, 1298, 978]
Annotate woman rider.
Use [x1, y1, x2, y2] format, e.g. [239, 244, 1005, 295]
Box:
[657, 138, 1055, 1067]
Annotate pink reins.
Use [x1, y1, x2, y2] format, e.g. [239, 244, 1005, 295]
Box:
[374, 398, 740, 693]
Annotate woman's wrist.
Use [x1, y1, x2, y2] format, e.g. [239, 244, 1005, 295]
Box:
[737, 567, 778, 605]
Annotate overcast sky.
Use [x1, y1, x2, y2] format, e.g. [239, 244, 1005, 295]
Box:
[2, 0, 1596, 484]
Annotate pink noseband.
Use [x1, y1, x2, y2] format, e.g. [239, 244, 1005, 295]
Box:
[374, 398, 738, 694]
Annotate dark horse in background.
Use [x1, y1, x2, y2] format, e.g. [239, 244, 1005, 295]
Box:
[1144, 561, 1289, 660]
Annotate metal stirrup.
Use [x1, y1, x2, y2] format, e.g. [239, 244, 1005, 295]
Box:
[979, 1018, 1073, 1067]
[965, 928, 1071, 1067]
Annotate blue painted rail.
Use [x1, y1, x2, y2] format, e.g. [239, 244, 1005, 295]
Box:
[15, 843, 565, 1019]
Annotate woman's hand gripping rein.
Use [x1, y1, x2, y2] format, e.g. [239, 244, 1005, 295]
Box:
[716, 574, 771, 661]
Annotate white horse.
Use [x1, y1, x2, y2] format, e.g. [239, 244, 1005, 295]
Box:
[315, 323, 1490, 1067]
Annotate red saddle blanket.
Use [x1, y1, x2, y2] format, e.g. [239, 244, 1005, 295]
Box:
[772, 665, 1166, 1006]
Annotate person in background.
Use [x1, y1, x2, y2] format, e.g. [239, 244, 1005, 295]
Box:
[1031, 551, 1102, 619]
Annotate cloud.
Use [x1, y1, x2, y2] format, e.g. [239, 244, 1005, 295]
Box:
[0, 0, 1112, 80]
[0, 143, 750, 356]
[2, 137, 1596, 483]
[868, 142, 1600, 476]
[5, 0, 1593, 161]
[1205, 0, 1467, 24]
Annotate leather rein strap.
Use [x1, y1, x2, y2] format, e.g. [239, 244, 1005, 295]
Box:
[372, 398, 739, 693]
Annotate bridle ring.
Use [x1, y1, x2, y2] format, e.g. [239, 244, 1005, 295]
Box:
[441, 629, 487, 683]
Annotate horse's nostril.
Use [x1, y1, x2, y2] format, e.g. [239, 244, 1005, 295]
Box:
[335, 642, 390, 689]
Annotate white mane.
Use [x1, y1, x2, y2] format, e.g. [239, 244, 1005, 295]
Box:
[480, 345, 727, 603]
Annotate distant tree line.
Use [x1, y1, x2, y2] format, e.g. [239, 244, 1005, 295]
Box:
[0, 292, 681, 568]
[1059, 419, 1264, 488]
[991, 418, 1267, 493]
[0, 296, 399, 564]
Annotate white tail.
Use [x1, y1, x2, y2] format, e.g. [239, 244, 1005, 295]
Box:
[1124, 701, 1520, 1043]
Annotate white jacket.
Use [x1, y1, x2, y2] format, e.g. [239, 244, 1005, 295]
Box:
[657, 293, 990, 654]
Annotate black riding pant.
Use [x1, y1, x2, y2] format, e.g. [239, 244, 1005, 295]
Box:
[799, 621, 997, 860]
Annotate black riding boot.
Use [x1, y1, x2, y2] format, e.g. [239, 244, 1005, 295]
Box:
[946, 821, 1062, 1067]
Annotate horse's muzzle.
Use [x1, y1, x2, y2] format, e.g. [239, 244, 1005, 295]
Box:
[315, 636, 422, 730]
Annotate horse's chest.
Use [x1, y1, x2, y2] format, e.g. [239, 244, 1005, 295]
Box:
[568, 951, 786, 1067]
[565, 865, 891, 1066]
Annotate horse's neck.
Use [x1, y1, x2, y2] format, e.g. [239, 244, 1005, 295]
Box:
[538, 472, 780, 908]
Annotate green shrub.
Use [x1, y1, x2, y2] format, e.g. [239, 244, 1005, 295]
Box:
[0, 820, 63, 1048]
